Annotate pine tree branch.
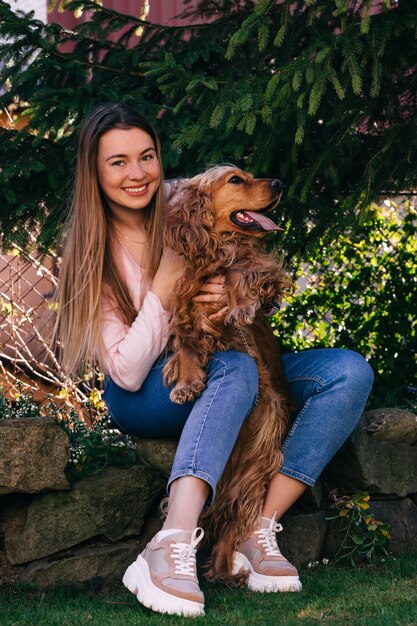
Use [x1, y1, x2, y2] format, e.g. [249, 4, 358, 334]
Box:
[47, 47, 146, 77]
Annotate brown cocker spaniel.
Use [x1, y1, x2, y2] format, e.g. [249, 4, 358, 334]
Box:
[164, 165, 291, 585]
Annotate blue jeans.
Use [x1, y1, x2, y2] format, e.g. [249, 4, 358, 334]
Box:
[104, 348, 373, 499]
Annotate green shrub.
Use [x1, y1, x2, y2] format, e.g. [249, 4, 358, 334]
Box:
[273, 199, 417, 410]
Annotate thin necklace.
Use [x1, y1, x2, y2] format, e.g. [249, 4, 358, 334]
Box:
[114, 224, 148, 246]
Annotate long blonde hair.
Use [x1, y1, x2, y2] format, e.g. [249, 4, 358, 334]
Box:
[55, 103, 165, 377]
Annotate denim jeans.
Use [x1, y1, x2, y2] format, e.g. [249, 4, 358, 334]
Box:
[104, 348, 373, 500]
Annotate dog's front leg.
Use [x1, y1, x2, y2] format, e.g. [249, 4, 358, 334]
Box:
[163, 343, 208, 404]
[223, 269, 260, 327]
[163, 301, 211, 404]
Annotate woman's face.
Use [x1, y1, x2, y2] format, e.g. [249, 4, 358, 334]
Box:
[97, 127, 161, 219]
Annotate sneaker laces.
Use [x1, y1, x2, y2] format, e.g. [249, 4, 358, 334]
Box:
[254, 514, 283, 557]
[170, 527, 204, 576]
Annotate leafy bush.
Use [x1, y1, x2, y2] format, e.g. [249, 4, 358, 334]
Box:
[273, 199, 417, 410]
[0, 385, 137, 480]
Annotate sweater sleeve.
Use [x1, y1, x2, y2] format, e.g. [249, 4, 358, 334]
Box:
[100, 290, 171, 392]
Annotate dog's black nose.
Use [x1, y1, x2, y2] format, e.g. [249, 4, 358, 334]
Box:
[270, 179, 283, 190]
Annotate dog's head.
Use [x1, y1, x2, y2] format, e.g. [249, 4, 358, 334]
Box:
[196, 165, 283, 235]
[165, 165, 283, 263]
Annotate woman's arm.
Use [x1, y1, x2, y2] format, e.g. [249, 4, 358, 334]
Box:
[149, 247, 187, 310]
[101, 290, 170, 392]
[100, 242, 226, 391]
[164, 179, 184, 201]
[100, 248, 187, 391]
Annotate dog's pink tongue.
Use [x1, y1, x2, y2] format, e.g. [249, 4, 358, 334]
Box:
[244, 211, 284, 231]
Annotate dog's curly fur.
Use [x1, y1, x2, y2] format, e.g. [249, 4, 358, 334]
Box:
[163, 165, 291, 584]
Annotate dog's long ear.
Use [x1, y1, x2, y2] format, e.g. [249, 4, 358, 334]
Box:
[164, 185, 219, 264]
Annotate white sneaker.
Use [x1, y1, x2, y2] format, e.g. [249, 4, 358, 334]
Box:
[123, 527, 205, 616]
[232, 515, 302, 592]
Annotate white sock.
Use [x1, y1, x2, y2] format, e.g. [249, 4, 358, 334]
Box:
[156, 528, 185, 541]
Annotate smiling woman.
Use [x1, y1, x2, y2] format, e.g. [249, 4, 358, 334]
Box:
[52, 102, 374, 618]
[54, 104, 170, 378]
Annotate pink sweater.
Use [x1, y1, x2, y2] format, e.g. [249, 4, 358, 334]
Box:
[100, 245, 170, 392]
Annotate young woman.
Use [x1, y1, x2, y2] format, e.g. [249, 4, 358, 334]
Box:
[55, 102, 373, 617]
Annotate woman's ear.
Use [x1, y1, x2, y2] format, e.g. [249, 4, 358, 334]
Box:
[164, 186, 218, 263]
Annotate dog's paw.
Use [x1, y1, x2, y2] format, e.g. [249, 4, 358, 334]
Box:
[225, 305, 256, 327]
[169, 381, 206, 404]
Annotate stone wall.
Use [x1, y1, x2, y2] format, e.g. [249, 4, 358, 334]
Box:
[0, 418, 166, 588]
[0, 408, 416, 588]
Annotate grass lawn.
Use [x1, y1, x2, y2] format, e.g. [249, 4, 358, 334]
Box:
[0, 553, 416, 626]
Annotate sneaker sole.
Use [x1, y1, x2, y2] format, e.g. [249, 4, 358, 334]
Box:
[123, 556, 205, 617]
[232, 551, 302, 592]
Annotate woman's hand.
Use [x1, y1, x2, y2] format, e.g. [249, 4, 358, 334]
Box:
[193, 275, 229, 321]
[150, 247, 187, 310]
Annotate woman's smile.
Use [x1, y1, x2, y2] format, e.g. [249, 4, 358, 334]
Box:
[123, 184, 147, 193]
[122, 183, 150, 197]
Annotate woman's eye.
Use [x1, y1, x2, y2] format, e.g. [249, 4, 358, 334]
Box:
[111, 160, 125, 166]
[141, 153, 154, 162]
[228, 175, 243, 184]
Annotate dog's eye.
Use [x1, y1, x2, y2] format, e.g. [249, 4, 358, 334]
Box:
[228, 175, 243, 184]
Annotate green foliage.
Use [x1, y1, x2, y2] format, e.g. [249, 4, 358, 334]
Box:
[46, 398, 138, 481]
[0, 130, 69, 252]
[327, 492, 391, 565]
[273, 199, 417, 410]
[0, 386, 137, 480]
[0, 0, 416, 255]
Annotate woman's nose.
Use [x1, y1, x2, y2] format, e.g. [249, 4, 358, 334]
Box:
[128, 162, 146, 179]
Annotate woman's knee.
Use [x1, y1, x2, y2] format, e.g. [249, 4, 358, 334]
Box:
[211, 350, 259, 405]
[218, 349, 259, 382]
[332, 348, 374, 395]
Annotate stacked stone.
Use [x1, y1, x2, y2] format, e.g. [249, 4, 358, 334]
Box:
[0, 409, 416, 588]
[0, 418, 165, 589]
[322, 408, 417, 559]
